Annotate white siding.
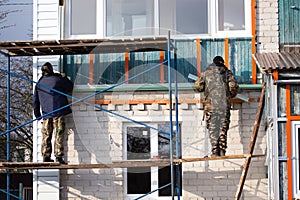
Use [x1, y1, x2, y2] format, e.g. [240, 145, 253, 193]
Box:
[33, 0, 60, 200]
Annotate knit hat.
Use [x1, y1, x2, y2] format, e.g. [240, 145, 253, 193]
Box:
[41, 62, 54, 76]
[213, 56, 224, 65]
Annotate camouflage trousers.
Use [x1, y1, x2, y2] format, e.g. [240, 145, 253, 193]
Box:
[205, 109, 230, 154]
[41, 116, 65, 158]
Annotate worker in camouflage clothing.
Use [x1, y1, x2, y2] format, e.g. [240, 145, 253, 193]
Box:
[33, 62, 73, 164]
[194, 56, 239, 157]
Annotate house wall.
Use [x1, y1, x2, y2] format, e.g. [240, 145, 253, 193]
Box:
[31, 0, 276, 199]
[256, 0, 279, 53]
[60, 89, 267, 200]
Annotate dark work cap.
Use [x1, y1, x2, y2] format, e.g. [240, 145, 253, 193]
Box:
[213, 56, 224, 65]
[41, 62, 54, 75]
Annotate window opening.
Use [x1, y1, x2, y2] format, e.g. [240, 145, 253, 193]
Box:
[106, 0, 154, 36]
[292, 122, 300, 198]
[66, 0, 251, 37]
[124, 123, 182, 198]
[218, 0, 245, 31]
[126, 126, 151, 194]
[291, 85, 300, 116]
[70, 0, 97, 35]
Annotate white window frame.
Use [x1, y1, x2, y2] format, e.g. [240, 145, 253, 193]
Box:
[65, 0, 105, 39]
[64, 0, 252, 39]
[215, 0, 252, 38]
[123, 123, 179, 200]
[292, 121, 300, 198]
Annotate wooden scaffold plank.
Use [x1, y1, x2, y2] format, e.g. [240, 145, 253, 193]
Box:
[0, 154, 265, 170]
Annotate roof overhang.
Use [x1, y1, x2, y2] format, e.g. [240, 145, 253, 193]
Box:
[0, 37, 171, 57]
[253, 52, 300, 72]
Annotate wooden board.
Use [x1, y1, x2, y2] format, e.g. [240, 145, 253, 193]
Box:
[235, 82, 266, 200]
[0, 154, 265, 170]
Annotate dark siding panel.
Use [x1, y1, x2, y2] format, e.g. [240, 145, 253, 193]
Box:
[129, 51, 161, 84]
[175, 40, 197, 83]
[229, 38, 252, 84]
[64, 38, 253, 85]
[279, 0, 300, 44]
[200, 39, 225, 71]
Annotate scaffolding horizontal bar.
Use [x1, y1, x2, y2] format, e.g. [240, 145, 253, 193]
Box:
[0, 37, 171, 57]
[0, 154, 265, 170]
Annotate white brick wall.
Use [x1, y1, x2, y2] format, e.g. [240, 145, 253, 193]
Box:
[60, 89, 267, 199]
[256, 0, 279, 52]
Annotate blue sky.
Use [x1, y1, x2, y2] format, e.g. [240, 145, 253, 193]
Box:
[0, 0, 33, 41]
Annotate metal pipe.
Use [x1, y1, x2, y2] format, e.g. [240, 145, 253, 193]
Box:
[19, 183, 23, 199]
[167, 30, 175, 199]
[174, 41, 181, 199]
[0, 189, 22, 200]
[134, 183, 171, 200]
[6, 56, 11, 200]
[275, 80, 300, 84]
[239, 84, 262, 89]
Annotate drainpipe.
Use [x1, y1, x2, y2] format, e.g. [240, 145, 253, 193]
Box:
[58, 0, 64, 72]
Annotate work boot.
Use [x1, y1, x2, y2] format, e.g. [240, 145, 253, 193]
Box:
[56, 157, 66, 164]
[211, 149, 220, 157]
[43, 157, 54, 162]
[219, 149, 226, 156]
[211, 152, 219, 157]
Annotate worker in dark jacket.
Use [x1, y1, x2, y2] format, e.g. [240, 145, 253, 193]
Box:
[33, 62, 73, 164]
[194, 56, 239, 157]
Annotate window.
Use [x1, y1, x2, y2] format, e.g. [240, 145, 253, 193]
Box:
[124, 123, 182, 199]
[278, 85, 287, 117]
[159, 0, 208, 35]
[70, 0, 97, 35]
[218, 0, 245, 31]
[107, 0, 154, 36]
[65, 0, 251, 38]
[278, 122, 288, 200]
[291, 85, 300, 116]
[292, 122, 300, 199]
[65, 0, 100, 38]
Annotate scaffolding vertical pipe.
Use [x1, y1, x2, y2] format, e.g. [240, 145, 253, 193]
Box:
[6, 56, 11, 200]
[174, 41, 181, 199]
[19, 183, 23, 199]
[167, 31, 175, 199]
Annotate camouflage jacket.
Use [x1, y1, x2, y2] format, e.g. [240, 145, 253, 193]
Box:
[194, 63, 239, 111]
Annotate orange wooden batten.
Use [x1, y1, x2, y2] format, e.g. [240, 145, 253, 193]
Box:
[76, 97, 257, 106]
[224, 38, 229, 68]
[125, 52, 129, 84]
[285, 85, 300, 199]
[160, 51, 165, 83]
[251, 0, 257, 84]
[196, 38, 201, 76]
[273, 70, 279, 81]
[286, 84, 293, 200]
[89, 54, 94, 85]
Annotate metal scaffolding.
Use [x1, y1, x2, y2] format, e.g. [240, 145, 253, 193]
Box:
[0, 33, 266, 200]
[0, 33, 184, 200]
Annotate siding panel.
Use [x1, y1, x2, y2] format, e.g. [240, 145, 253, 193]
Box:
[200, 39, 225, 71]
[279, 0, 300, 44]
[34, 1, 60, 200]
[64, 39, 253, 84]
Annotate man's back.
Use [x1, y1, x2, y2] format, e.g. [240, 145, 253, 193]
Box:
[203, 64, 229, 110]
[33, 73, 73, 119]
